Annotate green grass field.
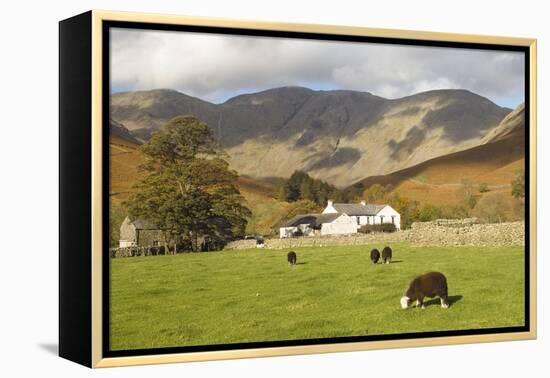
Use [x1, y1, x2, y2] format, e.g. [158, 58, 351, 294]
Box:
[109, 243, 525, 351]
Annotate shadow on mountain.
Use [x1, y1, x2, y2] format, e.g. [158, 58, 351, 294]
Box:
[307, 148, 362, 170]
[422, 95, 509, 142]
[388, 126, 426, 161]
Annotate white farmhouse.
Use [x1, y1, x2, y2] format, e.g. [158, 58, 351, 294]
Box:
[279, 213, 357, 238]
[322, 200, 401, 230]
[279, 200, 401, 238]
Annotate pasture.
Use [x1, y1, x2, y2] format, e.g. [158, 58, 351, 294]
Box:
[109, 243, 525, 351]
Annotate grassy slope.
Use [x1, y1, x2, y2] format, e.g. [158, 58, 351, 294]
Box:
[236, 176, 295, 235]
[110, 243, 524, 350]
[109, 135, 145, 205]
[354, 136, 524, 206]
[109, 136, 295, 236]
[110, 131, 524, 235]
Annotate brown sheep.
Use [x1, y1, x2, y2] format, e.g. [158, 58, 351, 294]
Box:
[400, 272, 449, 309]
[382, 246, 392, 264]
[370, 248, 380, 264]
[287, 251, 297, 265]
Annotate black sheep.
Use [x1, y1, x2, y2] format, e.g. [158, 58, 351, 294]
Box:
[400, 272, 449, 309]
[382, 246, 392, 264]
[287, 251, 297, 265]
[370, 248, 380, 264]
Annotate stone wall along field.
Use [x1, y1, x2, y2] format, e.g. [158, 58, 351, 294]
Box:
[224, 232, 408, 250]
[224, 219, 525, 250]
[407, 220, 524, 247]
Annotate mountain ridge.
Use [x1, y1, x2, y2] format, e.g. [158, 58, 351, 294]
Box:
[348, 105, 525, 205]
[111, 87, 515, 187]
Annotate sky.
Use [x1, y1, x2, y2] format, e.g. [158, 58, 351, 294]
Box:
[110, 28, 525, 108]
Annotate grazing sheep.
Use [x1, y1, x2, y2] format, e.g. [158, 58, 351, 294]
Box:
[370, 248, 380, 264]
[400, 272, 449, 309]
[382, 246, 392, 264]
[287, 251, 297, 265]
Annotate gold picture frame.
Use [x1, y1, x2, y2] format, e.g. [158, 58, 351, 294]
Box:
[59, 10, 537, 368]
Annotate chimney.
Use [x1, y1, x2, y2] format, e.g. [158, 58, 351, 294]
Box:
[360, 200, 366, 206]
[327, 199, 333, 207]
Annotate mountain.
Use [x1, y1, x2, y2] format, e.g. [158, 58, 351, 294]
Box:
[350, 103, 525, 205]
[482, 102, 525, 144]
[110, 119, 142, 144]
[111, 87, 512, 187]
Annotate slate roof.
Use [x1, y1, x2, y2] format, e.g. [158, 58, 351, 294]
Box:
[331, 203, 386, 216]
[281, 213, 341, 228]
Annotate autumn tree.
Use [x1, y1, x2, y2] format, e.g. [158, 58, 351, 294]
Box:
[124, 115, 250, 252]
[363, 184, 392, 203]
[386, 193, 419, 229]
[511, 169, 525, 199]
[456, 179, 477, 210]
[473, 192, 511, 223]
[417, 203, 442, 222]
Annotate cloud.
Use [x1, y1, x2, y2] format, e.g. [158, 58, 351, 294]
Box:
[110, 28, 525, 107]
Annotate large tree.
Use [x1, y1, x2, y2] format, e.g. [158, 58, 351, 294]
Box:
[124, 115, 250, 252]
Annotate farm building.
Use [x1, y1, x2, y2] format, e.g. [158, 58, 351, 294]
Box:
[119, 216, 165, 248]
[279, 213, 357, 238]
[119, 216, 234, 250]
[323, 200, 401, 230]
[279, 200, 401, 239]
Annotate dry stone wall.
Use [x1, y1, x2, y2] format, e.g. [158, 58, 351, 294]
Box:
[407, 220, 524, 247]
[224, 220, 525, 250]
[224, 232, 407, 250]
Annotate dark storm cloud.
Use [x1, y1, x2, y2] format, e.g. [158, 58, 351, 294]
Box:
[111, 28, 524, 106]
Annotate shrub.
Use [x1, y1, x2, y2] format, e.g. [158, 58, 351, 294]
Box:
[358, 223, 397, 233]
[473, 192, 512, 223]
[418, 203, 442, 222]
[479, 183, 490, 193]
[511, 169, 525, 199]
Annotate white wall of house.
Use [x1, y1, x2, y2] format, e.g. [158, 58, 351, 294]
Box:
[324, 201, 401, 231]
[354, 215, 375, 227]
[279, 224, 315, 238]
[352, 207, 400, 230]
[374, 205, 401, 230]
[119, 216, 138, 247]
[119, 240, 137, 248]
[320, 214, 357, 236]
[322, 200, 338, 214]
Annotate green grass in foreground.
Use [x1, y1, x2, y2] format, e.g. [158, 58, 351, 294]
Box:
[109, 243, 525, 350]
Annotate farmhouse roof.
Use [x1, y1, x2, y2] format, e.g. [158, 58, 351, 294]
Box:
[281, 213, 341, 228]
[331, 203, 386, 216]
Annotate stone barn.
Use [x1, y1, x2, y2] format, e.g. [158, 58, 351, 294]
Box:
[119, 216, 234, 251]
[119, 216, 165, 248]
